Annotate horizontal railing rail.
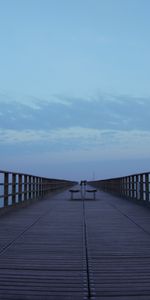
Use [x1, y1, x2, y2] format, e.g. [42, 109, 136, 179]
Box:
[89, 171, 150, 204]
[0, 170, 76, 210]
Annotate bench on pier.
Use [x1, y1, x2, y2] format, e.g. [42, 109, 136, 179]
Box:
[69, 188, 97, 200]
[69, 189, 80, 200]
[86, 189, 97, 200]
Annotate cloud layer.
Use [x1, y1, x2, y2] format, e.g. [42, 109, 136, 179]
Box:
[0, 126, 150, 159]
[0, 92, 150, 132]
[0, 92, 150, 178]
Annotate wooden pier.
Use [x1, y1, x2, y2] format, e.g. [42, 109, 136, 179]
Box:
[1, 183, 150, 299]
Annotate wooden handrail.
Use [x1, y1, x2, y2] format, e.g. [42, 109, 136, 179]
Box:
[0, 170, 76, 209]
[89, 172, 150, 203]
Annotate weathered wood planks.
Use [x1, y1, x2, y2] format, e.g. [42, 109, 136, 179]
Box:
[85, 190, 150, 299]
[1, 187, 150, 299]
[0, 190, 87, 299]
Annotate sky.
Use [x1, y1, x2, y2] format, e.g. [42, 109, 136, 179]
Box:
[0, 0, 150, 181]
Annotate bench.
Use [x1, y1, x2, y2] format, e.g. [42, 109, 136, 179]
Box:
[69, 189, 80, 200]
[86, 189, 97, 200]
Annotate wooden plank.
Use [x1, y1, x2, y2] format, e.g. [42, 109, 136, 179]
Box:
[0, 189, 87, 299]
[85, 189, 150, 299]
[1, 186, 150, 299]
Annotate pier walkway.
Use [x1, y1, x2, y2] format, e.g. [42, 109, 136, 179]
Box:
[1, 187, 150, 299]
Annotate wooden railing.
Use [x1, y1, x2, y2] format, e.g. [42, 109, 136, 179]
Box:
[0, 170, 76, 210]
[89, 172, 150, 204]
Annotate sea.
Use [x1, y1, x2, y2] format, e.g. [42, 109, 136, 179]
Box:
[0, 186, 3, 208]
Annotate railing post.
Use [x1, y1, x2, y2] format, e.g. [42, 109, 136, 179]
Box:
[38, 177, 40, 197]
[29, 176, 32, 199]
[42, 179, 45, 195]
[33, 177, 35, 199]
[125, 177, 128, 198]
[12, 173, 16, 205]
[24, 175, 27, 201]
[132, 175, 135, 199]
[140, 174, 144, 201]
[129, 176, 132, 198]
[145, 173, 149, 202]
[40, 178, 43, 196]
[126, 177, 129, 198]
[18, 174, 22, 202]
[4, 172, 9, 207]
[135, 175, 139, 200]
[35, 177, 38, 198]
[44, 179, 46, 194]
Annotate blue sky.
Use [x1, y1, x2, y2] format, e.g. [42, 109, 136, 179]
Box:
[0, 0, 150, 180]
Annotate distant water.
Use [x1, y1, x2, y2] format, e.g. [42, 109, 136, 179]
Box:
[0, 186, 4, 208]
[0, 185, 19, 208]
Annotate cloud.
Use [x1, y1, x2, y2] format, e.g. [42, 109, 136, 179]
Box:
[0, 127, 102, 144]
[0, 91, 71, 109]
[0, 91, 150, 133]
[0, 91, 149, 179]
[0, 126, 150, 157]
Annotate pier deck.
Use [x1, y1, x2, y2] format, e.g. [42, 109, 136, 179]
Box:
[1, 187, 150, 299]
